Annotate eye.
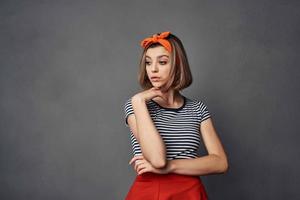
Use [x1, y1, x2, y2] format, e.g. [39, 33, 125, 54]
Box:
[145, 61, 151, 65]
[159, 61, 168, 65]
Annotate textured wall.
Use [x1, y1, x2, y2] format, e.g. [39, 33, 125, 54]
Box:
[0, 0, 299, 199]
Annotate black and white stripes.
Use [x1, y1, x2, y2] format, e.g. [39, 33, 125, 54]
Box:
[123, 95, 212, 160]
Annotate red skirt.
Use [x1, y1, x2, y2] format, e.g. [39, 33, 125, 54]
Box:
[125, 172, 208, 200]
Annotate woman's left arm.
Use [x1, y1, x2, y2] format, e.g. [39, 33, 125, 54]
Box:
[129, 118, 229, 176]
[167, 118, 229, 176]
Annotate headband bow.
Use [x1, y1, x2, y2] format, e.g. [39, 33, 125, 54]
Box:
[140, 31, 172, 53]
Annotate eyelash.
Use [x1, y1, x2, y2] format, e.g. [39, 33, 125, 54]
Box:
[145, 61, 167, 65]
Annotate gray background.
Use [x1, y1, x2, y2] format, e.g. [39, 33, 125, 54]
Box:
[1, 0, 299, 199]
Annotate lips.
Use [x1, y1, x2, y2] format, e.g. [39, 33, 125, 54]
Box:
[151, 76, 160, 80]
[151, 77, 160, 82]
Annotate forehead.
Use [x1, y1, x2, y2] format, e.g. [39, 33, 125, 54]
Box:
[145, 46, 170, 59]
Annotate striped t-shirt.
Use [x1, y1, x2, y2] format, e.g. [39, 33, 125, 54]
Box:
[123, 95, 212, 160]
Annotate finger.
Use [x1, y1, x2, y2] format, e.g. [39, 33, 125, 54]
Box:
[129, 157, 136, 165]
[134, 161, 140, 171]
[135, 162, 140, 172]
[136, 160, 147, 171]
[138, 167, 148, 175]
[135, 160, 145, 171]
[134, 160, 141, 171]
[129, 155, 143, 165]
[130, 157, 143, 165]
[137, 164, 146, 173]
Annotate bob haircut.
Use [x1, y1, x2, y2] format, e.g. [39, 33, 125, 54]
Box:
[138, 32, 193, 92]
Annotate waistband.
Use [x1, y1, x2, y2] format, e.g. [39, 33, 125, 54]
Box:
[135, 172, 201, 183]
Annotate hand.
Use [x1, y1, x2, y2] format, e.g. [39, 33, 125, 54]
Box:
[132, 87, 168, 103]
[129, 155, 170, 175]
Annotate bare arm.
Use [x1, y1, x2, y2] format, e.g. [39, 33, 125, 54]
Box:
[166, 118, 229, 176]
[127, 96, 167, 168]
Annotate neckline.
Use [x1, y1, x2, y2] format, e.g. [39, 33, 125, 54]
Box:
[151, 95, 186, 111]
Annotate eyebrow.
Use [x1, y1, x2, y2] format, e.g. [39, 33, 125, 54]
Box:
[145, 55, 169, 59]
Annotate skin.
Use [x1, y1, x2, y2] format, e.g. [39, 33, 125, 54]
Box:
[128, 45, 229, 176]
[127, 46, 180, 168]
[144, 45, 182, 105]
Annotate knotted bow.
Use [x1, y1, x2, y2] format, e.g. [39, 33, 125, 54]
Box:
[140, 31, 172, 53]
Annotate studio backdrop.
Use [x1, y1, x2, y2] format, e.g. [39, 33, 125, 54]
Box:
[0, 0, 299, 199]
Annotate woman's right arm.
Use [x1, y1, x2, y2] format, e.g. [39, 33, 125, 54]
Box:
[127, 95, 167, 169]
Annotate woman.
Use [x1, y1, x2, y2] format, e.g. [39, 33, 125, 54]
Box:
[124, 31, 229, 200]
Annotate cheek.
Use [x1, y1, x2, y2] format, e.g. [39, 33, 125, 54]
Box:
[161, 65, 172, 76]
[146, 69, 151, 77]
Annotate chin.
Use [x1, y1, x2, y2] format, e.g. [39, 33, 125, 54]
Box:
[152, 83, 162, 87]
[152, 83, 167, 90]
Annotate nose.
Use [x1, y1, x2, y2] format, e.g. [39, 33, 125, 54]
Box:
[151, 62, 158, 72]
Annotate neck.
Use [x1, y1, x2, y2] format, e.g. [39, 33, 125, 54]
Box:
[156, 89, 181, 105]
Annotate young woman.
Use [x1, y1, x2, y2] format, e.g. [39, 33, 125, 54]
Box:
[124, 31, 229, 200]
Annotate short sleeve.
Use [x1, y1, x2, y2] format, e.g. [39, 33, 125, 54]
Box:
[198, 100, 212, 123]
[124, 98, 135, 127]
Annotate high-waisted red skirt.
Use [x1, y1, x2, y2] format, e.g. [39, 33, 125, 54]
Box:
[125, 172, 208, 200]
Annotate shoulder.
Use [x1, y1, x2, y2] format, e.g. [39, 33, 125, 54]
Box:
[124, 97, 132, 107]
[194, 98, 212, 122]
[123, 97, 134, 115]
[185, 96, 211, 116]
[197, 99, 209, 111]
[184, 96, 206, 109]
[123, 97, 135, 127]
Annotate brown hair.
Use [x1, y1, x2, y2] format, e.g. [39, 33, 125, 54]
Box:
[137, 32, 193, 92]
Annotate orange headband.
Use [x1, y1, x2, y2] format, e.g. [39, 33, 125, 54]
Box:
[140, 31, 172, 53]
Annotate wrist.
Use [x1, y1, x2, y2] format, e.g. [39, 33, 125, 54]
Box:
[132, 95, 146, 104]
[166, 160, 176, 173]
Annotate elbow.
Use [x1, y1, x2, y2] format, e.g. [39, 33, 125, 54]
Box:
[151, 158, 167, 169]
[149, 152, 167, 169]
[219, 157, 229, 173]
[213, 154, 229, 174]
